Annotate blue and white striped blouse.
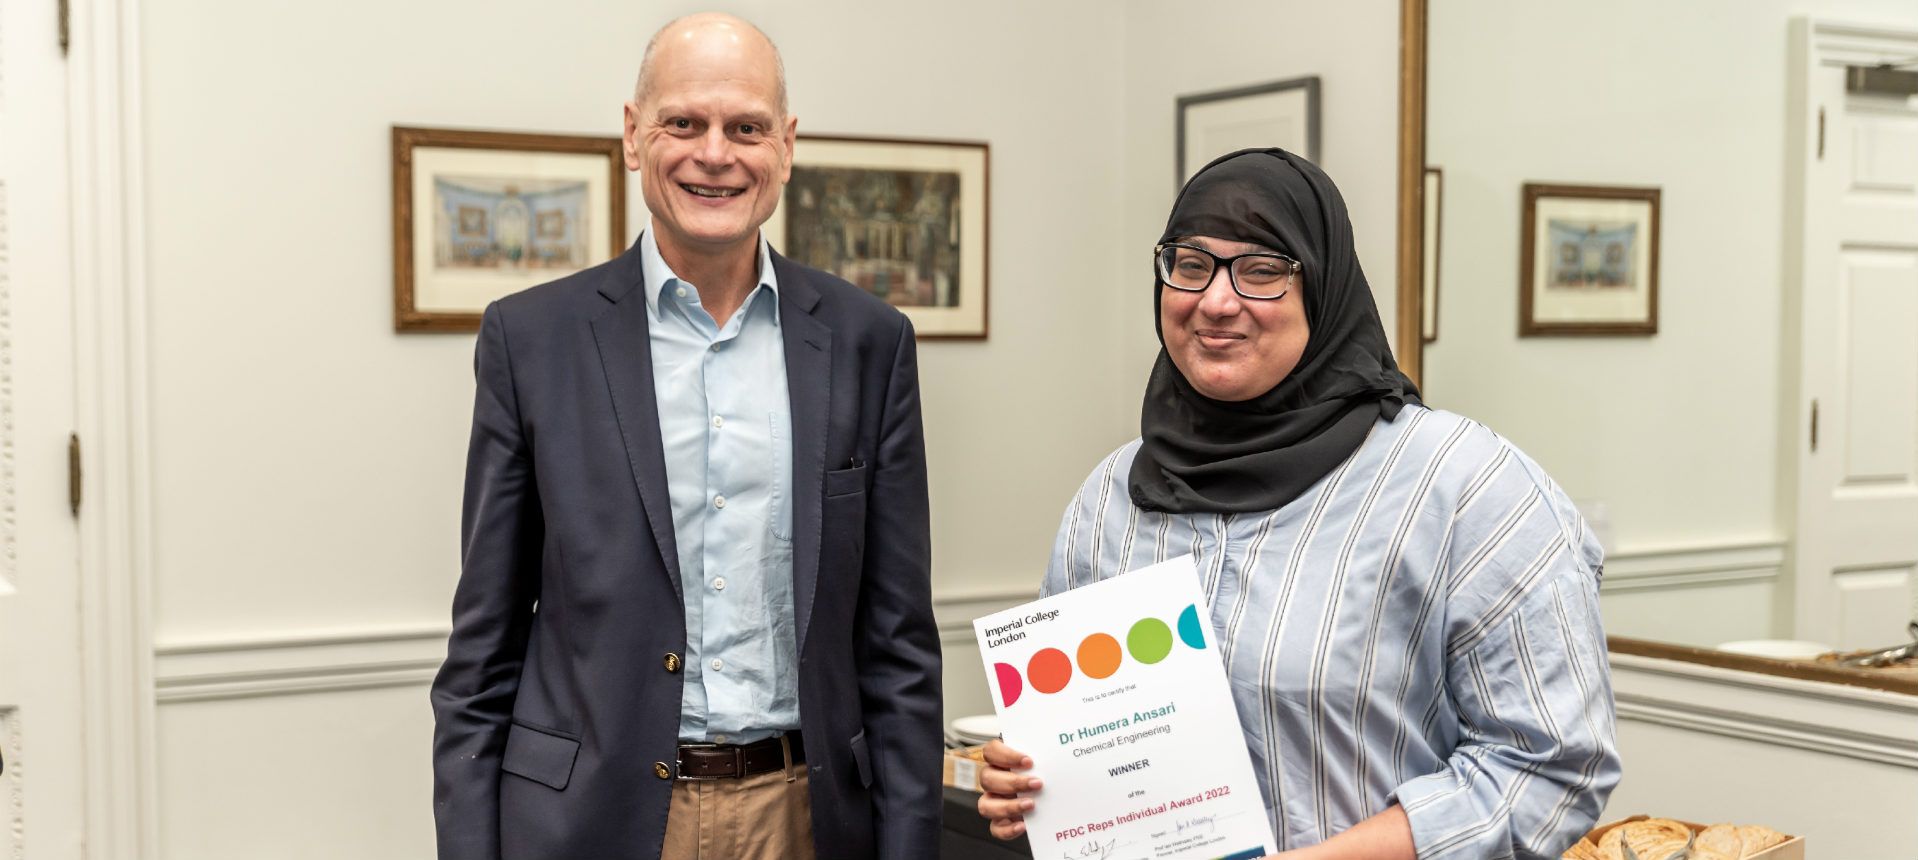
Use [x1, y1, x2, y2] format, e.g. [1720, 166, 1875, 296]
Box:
[1044, 405, 1621, 859]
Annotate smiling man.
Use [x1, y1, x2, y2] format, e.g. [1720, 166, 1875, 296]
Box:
[430, 13, 942, 860]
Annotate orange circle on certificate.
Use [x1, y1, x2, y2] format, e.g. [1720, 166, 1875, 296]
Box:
[1027, 648, 1072, 694]
[1076, 633, 1123, 680]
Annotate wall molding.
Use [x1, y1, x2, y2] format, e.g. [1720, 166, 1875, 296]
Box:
[152, 588, 1038, 704]
[154, 625, 449, 704]
[3, 706, 21, 860]
[157, 624, 452, 656]
[1610, 652, 1918, 770]
[69, 0, 161, 853]
[1615, 694, 1918, 769]
[155, 546, 1809, 704]
[148, 543, 1807, 705]
[0, 176, 15, 594]
[934, 587, 1033, 645]
[1600, 538, 1785, 593]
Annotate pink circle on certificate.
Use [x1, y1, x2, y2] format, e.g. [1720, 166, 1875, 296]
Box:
[994, 663, 1023, 707]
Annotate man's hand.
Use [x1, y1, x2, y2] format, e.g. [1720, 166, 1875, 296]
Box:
[974, 739, 1043, 840]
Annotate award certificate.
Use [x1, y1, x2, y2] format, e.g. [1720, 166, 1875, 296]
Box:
[974, 556, 1275, 860]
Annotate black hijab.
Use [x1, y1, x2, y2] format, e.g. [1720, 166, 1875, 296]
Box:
[1129, 148, 1420, 514]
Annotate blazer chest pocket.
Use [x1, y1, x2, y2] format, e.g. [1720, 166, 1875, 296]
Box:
[825, 463, 867, 499]
[500, 722, 580, 791]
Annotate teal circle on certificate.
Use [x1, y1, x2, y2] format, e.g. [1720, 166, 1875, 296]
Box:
[1177, 603, 1206, 650]
[1127, 617, 1174, 664]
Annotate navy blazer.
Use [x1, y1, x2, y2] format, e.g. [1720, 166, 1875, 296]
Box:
[431, 238, 942, 859]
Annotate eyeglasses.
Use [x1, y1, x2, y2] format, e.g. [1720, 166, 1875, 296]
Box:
[1154, 242, 1299, 300]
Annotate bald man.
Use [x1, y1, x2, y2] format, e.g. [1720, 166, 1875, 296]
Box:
[429, 14, 942, 859]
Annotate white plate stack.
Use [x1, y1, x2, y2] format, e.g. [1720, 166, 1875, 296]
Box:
[1714, 639, 1832, 661]
[947, 714, 1000, 748]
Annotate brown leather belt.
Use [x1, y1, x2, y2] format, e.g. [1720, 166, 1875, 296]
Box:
[675, 732, 805, 780]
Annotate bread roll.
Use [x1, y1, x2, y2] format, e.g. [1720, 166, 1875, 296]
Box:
[1599, 819, 1692, 860]
[1695, 823, 1744, 858]
[1736, 825, 1790, 855]
[1560, 837, 1604, 860]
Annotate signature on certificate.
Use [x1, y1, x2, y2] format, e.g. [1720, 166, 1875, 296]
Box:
[1063, 839, 1116, 860]
[1175, 815, 1217, 835]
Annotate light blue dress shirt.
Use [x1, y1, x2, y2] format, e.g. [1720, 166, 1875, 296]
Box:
[640, 229, 800, 744]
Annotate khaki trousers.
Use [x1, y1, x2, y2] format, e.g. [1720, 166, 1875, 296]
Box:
[660, 766, 816, 860]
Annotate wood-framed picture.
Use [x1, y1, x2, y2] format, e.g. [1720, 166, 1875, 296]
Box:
[1422, 167, 1442, 343]
[761, 134, 990, 339]
[1520, 183, 1660, 336]
[1176, 75, 1321, 185]
[392, 126, 625, 332]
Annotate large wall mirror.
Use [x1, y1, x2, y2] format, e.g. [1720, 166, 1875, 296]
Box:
[1397, 0, 1918, 688]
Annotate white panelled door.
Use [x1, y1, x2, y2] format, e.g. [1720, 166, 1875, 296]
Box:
[0, 0, 89, 855]
[1789, 21, 1918, 649]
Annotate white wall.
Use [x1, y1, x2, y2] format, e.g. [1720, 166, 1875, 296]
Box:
[1422, 1, 1918, 648]
[155, 686, 435, 860]
[138, 1, 1130, 855]
[1423, 0, 1918, 555]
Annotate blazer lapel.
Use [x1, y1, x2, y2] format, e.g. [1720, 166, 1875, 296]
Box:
[775, 253, 831, 656]
[590, 246, 684, 606]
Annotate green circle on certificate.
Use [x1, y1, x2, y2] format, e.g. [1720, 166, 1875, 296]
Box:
[1127, 617, 1174, 664]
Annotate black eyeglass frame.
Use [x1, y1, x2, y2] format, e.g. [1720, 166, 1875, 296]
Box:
[1153, 242, 1300, 301]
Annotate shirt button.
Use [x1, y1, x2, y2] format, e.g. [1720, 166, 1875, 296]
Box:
[714, 495, 727, 509]
[675, 286, 688, 298]
[713, 577, 727, 591]
[710, 658, 724, 672]
[654, 761, 672, 780]
[713, 734, 728, 744]
[663, 652, 682, 673]
[710, 343, 722, 352]
[712, 415, 724, 429]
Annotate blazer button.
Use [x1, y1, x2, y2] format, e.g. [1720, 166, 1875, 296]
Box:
[654, 761, 673, 780]
[664, 652, 682, 673]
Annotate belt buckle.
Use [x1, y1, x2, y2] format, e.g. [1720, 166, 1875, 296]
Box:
[674, 742, 744, 781]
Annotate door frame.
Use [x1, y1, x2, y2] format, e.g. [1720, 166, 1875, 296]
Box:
[68, 0, 160, 854]
[1781, 17, 1918, 643]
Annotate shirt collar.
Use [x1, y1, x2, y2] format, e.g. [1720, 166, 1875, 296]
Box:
[639, 228, 781, 325]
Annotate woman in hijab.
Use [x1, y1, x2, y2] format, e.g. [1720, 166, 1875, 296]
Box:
[976, 149, 1620, 859]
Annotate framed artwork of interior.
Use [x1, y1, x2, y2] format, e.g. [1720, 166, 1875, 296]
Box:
[1422, 167, 1442, 343]
[1176, 75, 1321, 185]
[392, 126, 625, 333]
[1519, 182, 1661, 336]
[760, 134, 990, 339]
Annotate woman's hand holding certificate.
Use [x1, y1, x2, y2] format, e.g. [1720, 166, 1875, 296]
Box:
[976, 739, 1040, 840]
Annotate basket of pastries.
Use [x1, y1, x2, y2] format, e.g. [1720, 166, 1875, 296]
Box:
[1562, 816, 1796, 860]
